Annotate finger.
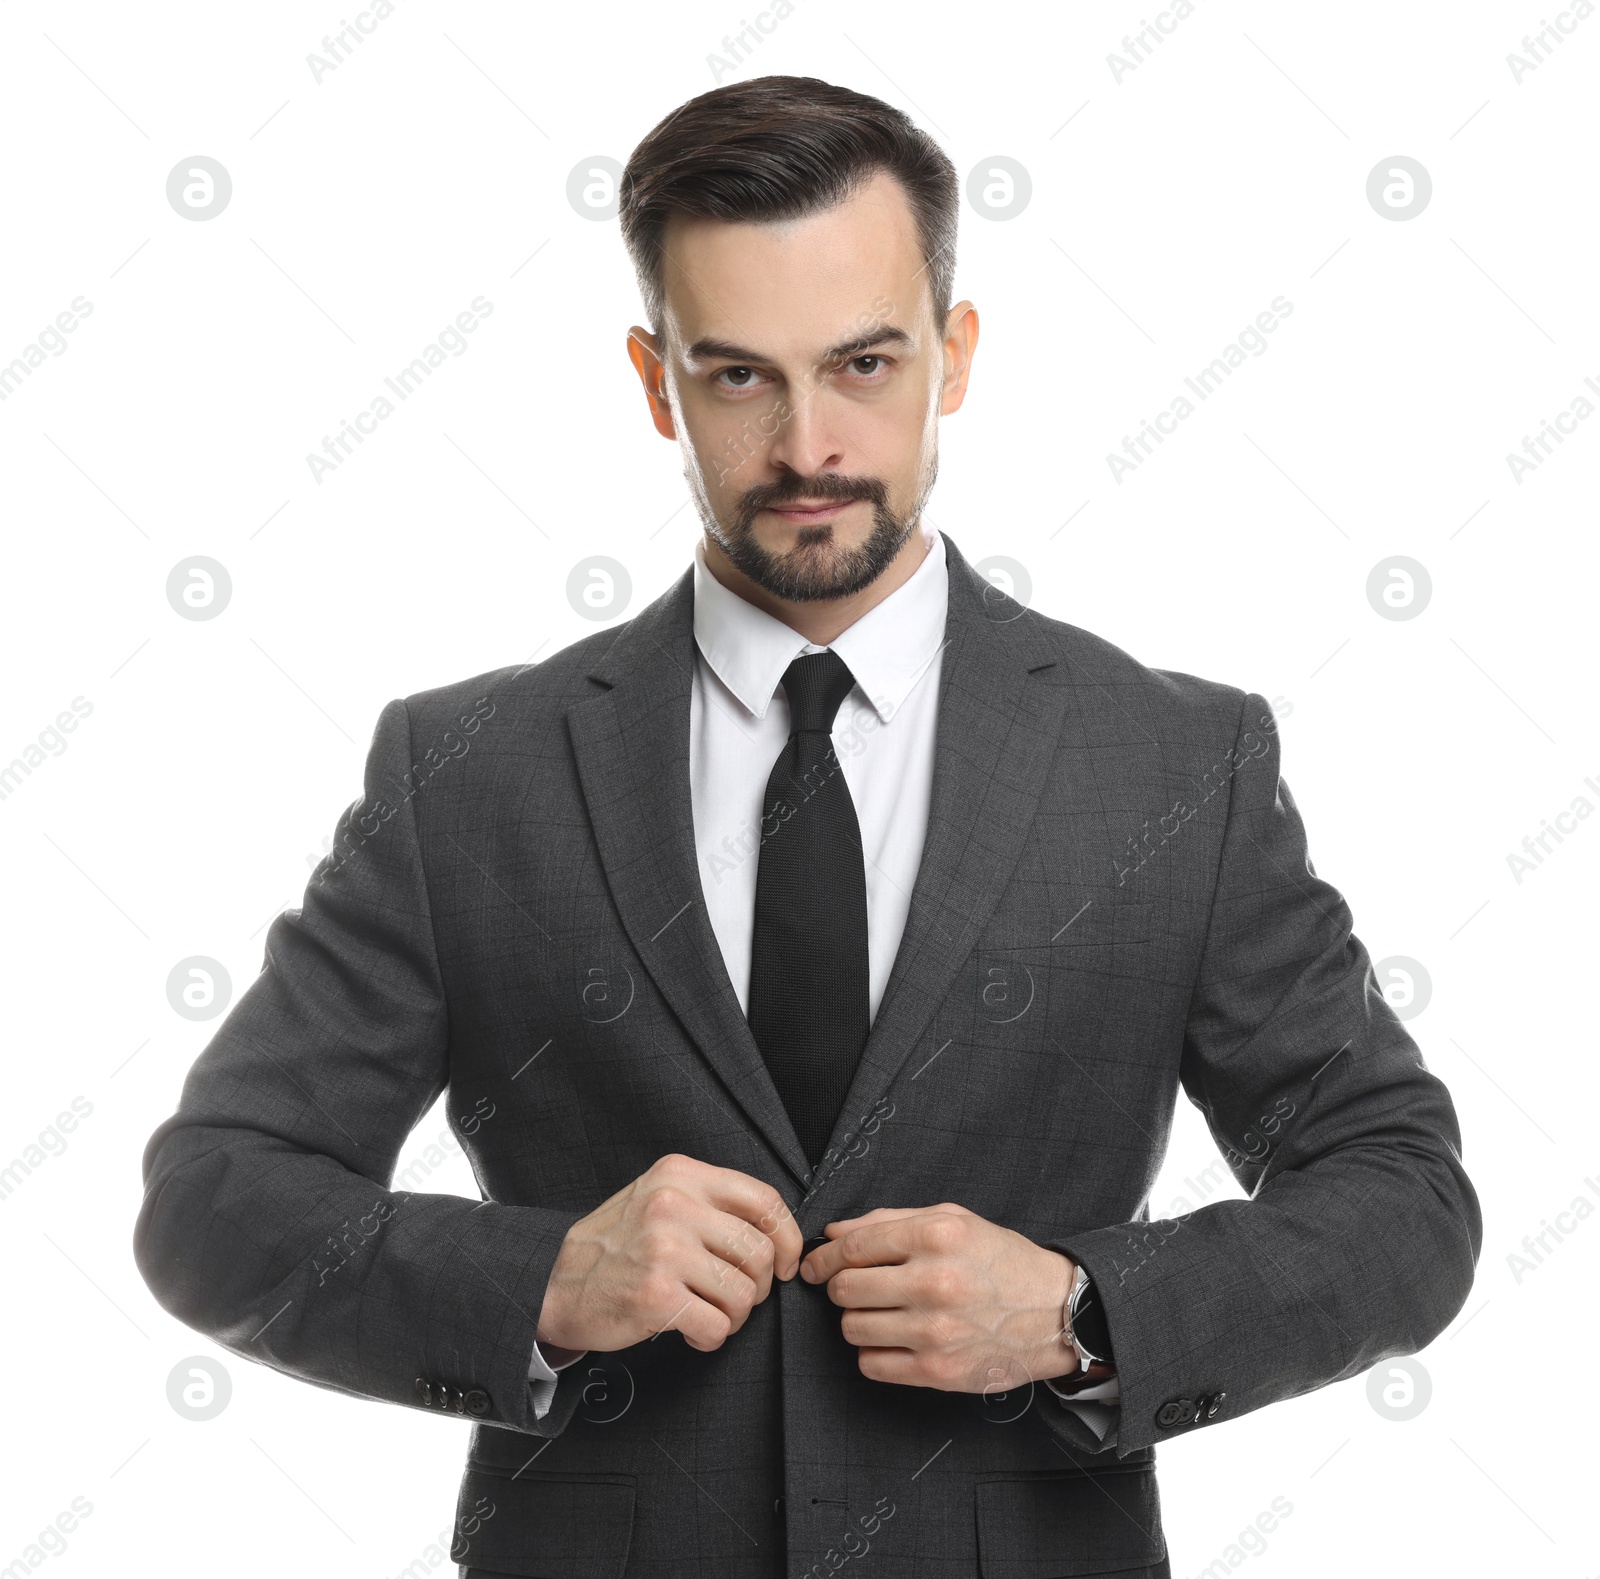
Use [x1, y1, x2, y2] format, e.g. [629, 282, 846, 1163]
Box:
[823, 1207, 923, 1236]
[854, 1345, 1018, 1393]
[681, 1247, 762, 1337]
[701, 1207, 777, 1306]
[681, 1160, 803, 1279]
[831, 1202, 974, 1229]
[803, 1213, 930, 1284]
[821, 1264, 914, 1310]
[837, 1307, 930, 1349]
[658, 1286, 738, 1351]
[853, 1347, 924, 1387]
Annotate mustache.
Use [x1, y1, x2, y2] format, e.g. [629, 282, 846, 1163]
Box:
[734, 474, 889, 524]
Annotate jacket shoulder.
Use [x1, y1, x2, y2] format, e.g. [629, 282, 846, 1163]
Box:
[398, 622, 628, 736]
[1020, 605, 1265, 741]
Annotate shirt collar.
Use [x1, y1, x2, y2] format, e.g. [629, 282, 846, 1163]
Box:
[692, 527, 948, 725]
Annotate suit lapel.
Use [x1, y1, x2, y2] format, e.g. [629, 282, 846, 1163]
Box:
[812, 535, 1068, 1188]
[564, 533, 1068, 1198]
[566, 569, 816, 1187]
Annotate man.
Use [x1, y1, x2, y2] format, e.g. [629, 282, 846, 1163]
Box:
[134, 76, 1481, 1579]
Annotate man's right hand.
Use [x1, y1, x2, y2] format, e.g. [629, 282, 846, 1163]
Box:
[535, 1154, 802, 1354]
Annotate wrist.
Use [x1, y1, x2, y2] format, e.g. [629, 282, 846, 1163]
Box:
[535, 1314, 572, 1353]
[1032, 1249, 1080, 1381]
[536, 1340, 588, 1368]
[536, 1268, 583, 1353]
[537, 1222, 601, 1352]
[1063, 1259, 1115, 1371]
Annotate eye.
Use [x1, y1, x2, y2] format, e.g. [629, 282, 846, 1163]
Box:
[713, 365, 767, 390]
[836, 353, 893, 383]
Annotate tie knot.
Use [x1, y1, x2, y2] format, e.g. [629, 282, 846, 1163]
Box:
[779, 650, 856, 736]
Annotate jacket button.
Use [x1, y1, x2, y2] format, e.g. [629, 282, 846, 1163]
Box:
[1206, 1391, 1226, 1418]
[464, 1389, 491, 1417]
[415, 1378, 434, 1408]
[1155, 1398, 1193, 1429]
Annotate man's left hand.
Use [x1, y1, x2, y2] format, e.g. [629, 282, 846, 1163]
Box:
[799, 1203, 1080, 1393]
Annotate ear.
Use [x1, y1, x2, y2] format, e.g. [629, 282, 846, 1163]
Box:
[627, 326, 678, 440]
[939, 301, 980, 417]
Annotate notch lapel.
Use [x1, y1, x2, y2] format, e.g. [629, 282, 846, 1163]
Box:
[564, 533, 1070, 1201]
[809, 535, 1069, 1191]
[566, 569, 816, 1188]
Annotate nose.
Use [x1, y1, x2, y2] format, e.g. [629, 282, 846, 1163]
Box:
[761, 391, 844, 480]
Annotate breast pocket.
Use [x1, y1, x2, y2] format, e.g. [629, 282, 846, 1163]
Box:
[968, 897, 1163, 1045]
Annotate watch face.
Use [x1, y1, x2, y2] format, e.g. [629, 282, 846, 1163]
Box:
[1072, 1281, 1113, 1365]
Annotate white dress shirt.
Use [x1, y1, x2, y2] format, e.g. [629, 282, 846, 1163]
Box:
[526, 528, 1118, 1440]
[688, 526, 947, 1022]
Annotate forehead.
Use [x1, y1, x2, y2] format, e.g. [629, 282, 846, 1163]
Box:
[659, 167, 930, 355]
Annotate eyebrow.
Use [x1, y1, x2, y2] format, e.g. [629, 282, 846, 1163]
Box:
[684, 324, 915, 367]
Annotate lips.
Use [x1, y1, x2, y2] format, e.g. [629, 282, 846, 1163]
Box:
[766, 499, 857, 520]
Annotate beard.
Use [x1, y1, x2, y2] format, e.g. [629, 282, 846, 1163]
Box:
[699, 459, 935, 603]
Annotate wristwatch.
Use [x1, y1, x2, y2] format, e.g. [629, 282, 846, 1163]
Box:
[1063, 1263, 1114, 1371]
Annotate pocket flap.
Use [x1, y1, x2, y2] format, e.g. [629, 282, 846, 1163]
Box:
[454, 1467, 635, 1579]
[976, 1469, 1166, 1577]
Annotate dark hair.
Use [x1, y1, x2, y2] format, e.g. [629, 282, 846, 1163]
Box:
[619, 75, 958, 341]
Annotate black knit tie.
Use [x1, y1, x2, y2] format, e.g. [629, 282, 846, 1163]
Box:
[746, 650, 871, 1170]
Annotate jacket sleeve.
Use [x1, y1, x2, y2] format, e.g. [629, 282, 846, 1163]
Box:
[133, 697, 585, 1438]
[1040, 692, 1482, 1457]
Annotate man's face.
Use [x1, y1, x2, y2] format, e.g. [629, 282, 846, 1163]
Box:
[629, 169, 974, 603]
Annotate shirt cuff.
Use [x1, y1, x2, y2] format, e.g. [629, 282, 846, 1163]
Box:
[1044, 1371, 1121, 1446]
[527, 1340, 589, 1421]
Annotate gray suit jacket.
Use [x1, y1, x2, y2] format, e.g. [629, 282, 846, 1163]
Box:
[134, 531, 1481, 1579]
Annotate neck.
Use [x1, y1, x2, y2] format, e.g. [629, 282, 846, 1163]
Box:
[700, 522, 935, 646]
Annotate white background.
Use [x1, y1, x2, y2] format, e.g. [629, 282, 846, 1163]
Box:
[1, 1, 1595, 1575]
